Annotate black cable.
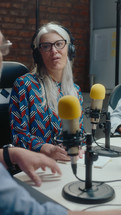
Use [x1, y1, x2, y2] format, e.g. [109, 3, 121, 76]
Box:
[75, 172, 121, 184]
[71, 163, 77, 175]
[36, 0, 40, 32]
[74, 173, 121, 193]
[94, 136, 121, 154]
[72, 163, 121, 185]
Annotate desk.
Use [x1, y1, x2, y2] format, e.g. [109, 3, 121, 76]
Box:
[14, 137, 121, 211]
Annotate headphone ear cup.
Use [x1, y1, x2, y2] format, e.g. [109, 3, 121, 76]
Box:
[62, 26, 76, 61]
[32, 48, 43, 65]
[31, 31, 43, 66]
[68, 43, 76, 61]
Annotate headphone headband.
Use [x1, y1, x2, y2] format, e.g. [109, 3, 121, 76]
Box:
[62, 26, 75, 44]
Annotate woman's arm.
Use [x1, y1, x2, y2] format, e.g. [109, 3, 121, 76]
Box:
[9, 75, 71, 161]
[9, 75, 47, 152]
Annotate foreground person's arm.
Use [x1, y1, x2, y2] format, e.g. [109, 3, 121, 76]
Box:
[0, 152, 120, 215]
[0, 163, 67, 215]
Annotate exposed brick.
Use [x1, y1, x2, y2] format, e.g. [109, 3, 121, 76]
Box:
[0, 0, 90, 92]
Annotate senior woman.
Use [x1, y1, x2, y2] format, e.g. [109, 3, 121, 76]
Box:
[10, 22, 84, 161]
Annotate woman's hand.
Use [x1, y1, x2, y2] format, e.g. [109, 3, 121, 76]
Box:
[40, 144, 85, 161]
[41, 144, 70, 161]
[78, 147, 85, 159]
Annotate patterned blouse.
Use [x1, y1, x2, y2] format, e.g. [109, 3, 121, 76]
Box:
[10, 73, 84, 152]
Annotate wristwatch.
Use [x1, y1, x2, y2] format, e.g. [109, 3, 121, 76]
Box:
[3, 144, 20, 174]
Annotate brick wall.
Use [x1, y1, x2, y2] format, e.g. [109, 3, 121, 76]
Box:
[0, 0, 90, 92]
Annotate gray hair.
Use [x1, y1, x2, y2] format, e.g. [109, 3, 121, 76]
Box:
[36, 22, 71, 46]
[33, 22, 77, 113]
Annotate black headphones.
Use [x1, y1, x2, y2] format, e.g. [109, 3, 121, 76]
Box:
[31, 25, 76, 65]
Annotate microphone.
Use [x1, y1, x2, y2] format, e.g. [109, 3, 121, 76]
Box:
[89, 84, 121, 157]
[89, 84, 105, 136]
[58, 95, 81, 175]
[59, 96, 115, 205]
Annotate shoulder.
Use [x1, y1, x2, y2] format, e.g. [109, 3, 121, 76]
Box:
[13, 73, 40, 88]
[15, 73, 37, 82]
[116, 98, 121, 108]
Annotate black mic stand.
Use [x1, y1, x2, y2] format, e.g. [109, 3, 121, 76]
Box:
[62, 133, 115, 204]
[94, 112, 121, 157]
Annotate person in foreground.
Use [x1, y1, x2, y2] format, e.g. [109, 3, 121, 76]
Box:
[9, 21, 84, 161]
[0, 150, 120, 215]
[109, 98, 121, 135]
[0, 30, 120, 215]
[0, 148, 120, 213]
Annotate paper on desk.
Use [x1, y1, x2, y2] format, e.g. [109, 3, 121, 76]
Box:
[77, 155, 112, 168]
[58, 156, 112, 169]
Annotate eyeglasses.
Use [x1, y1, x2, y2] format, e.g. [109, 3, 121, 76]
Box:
[0, 40, 12, 56]
[39, 40, 67, 52]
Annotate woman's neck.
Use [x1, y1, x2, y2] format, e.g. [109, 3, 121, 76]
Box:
[48, 70, 63, 82]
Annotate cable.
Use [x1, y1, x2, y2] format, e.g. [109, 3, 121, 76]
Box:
[94, 136, 121, 154]
[75, 172, 121, 184]
[73, 164, 121, 185]
[81, 204, 121, 212]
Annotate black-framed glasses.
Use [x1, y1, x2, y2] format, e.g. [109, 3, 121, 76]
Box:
[39, 40, 67, 52]
[0, 40, 12, 56]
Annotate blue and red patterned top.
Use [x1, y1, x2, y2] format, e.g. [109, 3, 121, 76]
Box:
[9, 73, 84, 152]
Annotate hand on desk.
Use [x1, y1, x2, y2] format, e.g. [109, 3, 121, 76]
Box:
[41, 144, 85, 162]
[9, 147, 62, 187]
[41, 144, 70, 161]
[78, 147, 85, 159]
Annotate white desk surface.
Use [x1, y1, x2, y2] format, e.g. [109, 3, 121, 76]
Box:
[14, 137, 121, 212]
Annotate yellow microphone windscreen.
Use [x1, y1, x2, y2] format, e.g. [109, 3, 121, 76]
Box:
[90, 84, 105, 100]
[58, 95, 81, 120]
